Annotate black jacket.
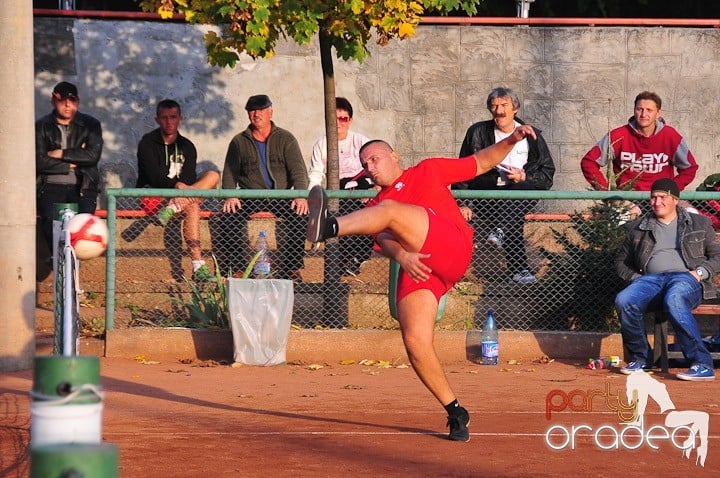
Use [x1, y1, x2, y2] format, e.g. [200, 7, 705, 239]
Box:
[136, 128, 197, 188]
[453, 118, 554, 191]
[35, 111, 103, 194]
[615, 207, 720, 300]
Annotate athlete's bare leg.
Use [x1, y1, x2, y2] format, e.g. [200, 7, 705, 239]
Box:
[335, 199, 429, 253]
[397, 289, 457, 405]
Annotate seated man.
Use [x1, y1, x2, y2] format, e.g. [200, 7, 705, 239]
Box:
[306, 125, 537, 441]
[218, 94, 308, 280]
[136, 99, 220, 281]
[454, 87, 555, 284]
[581, 91, 698, 192]
[615, 178, 720, 381]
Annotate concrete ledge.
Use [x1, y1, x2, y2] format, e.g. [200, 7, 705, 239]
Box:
[104, 328, 625, 363]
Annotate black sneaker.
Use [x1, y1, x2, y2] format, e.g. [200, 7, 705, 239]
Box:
[446, 407, 470, 442]
[306, 185, 328, 243]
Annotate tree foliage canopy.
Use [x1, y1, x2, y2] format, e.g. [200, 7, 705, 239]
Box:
[140, 0, 482, 67]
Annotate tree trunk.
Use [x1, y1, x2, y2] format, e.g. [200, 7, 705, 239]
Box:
[318, 30, 346, 327]
[319, 30, 339, 192]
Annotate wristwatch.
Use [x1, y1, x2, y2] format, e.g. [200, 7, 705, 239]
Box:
[696, 267, 705, 279]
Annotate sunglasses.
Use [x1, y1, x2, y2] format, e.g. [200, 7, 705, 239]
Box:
[337, 116, 351, 123]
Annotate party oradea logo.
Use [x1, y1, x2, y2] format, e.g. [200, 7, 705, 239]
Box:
[544, 371, 709, 467]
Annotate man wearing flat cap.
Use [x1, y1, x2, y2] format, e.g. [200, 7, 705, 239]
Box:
[35, 81, 104, 267]
[615, 178, 720, 381]
[217, 94, 309, 279]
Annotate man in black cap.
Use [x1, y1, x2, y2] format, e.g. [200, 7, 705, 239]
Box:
[615, 178, 720, 381]
[35, 81, 103, 266]
[216, 94, 309, 279]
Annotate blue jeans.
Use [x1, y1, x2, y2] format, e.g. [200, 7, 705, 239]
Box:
[615, 272, 712, 368]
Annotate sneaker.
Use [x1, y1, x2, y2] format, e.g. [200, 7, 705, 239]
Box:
[511, 270, 537, 284]
[306, 185, 328, 243]
[676, 364, 715, 382]
[620, 361, 652, 375]
[447, 407, 470, 442]
[155, 206, 175, 227]
[487, 228, 505, 247]
[192, 264, 214, 282]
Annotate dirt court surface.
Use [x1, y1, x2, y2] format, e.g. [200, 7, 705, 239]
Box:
[2, 356, 720, 477]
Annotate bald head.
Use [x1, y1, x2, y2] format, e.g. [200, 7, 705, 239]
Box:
[359, 140, 402, 187]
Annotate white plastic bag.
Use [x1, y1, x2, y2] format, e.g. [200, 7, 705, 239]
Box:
[227, 278, 294, 366]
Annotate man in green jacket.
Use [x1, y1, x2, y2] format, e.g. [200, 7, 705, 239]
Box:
[217, 94, 309, 279]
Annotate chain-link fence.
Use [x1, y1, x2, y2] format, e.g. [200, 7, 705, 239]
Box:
[100, 189, 720, 332]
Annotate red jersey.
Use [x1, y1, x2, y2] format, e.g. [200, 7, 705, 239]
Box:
[366, 156, 476, 241]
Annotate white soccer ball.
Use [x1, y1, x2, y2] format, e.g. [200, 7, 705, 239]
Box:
[68, 213, 109, 260]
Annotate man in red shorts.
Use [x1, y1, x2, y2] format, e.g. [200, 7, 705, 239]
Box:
[306, 125, 536, 441]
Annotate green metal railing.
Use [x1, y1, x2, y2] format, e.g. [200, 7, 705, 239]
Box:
[103, 188, 720, 331]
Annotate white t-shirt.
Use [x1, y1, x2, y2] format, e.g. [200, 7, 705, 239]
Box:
[494, 121, 529, 186]
[308, 130, 370, 188]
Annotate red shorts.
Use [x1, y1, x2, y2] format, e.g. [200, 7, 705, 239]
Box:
[396, 208, 472, 304]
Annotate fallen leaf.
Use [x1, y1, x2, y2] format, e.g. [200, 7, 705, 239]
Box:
[395, 364, 409, 369]
[358, 359, 376, 366]
[507, 359, 520, 365]
[339, 359, 356, 365]
[138, 360, 160, 365]
[307, 364, 324, 370]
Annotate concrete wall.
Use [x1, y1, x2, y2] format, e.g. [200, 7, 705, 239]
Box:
[33, 18, 720, 204]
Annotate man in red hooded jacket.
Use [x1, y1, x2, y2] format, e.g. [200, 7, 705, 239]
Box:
[581, 91, 698, 192]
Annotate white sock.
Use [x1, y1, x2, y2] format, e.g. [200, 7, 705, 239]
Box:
[167, 199, 181, 213]
[192, 260, 205, 272]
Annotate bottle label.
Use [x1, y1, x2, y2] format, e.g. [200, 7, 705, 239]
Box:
[253, 260, 271, 277]
[481, 341, 499, 358]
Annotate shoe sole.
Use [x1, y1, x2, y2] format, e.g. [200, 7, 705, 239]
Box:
[676, 374, 715, 381]
[620, 368, 652, 376]
[306, 186, 327, 243]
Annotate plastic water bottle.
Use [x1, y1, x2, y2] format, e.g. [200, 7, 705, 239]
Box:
[252, 231, 271, 278]
[481, 309, 499, 365]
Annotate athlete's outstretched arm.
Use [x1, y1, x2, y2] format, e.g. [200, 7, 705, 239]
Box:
[472, 125, 536, 176]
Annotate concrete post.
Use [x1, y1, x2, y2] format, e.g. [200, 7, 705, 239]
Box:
[516, 0, 535, 18]
[0, 1, 37, 371]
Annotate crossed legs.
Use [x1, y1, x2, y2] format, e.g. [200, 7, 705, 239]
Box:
[171, 170, 220, 262]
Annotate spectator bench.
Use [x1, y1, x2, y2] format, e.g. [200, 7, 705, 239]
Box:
[652, 304, 720, 373]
